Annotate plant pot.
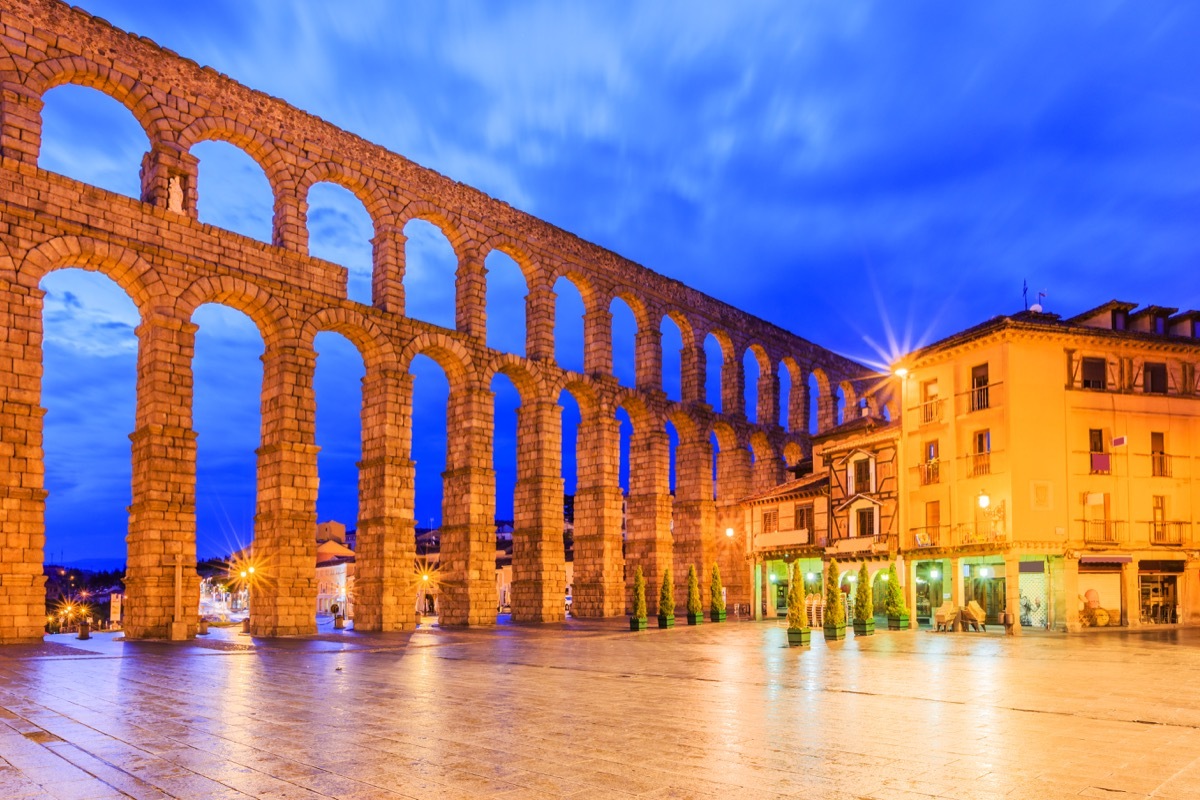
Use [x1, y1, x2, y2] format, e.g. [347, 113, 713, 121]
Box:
[787, 628, 811, 647]
[710, 609, 726, 623]
[853, 619, 875, 636]
[686, 612, 703, 625]
[657, 614, 675, 629]
[823, 623, 847, 641]
[630, 617, 647, 631]
[887, 615, 910, 631]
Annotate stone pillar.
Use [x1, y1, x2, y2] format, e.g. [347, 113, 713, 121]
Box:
[672, 435, 716, 614]
[1061, 555, 1081, 632]
[252, 342, 319, 636]
[354, 368, 416, 632]
[763, 562, 777, 618]
[1003, 553, 1022, 636]
[440, 384, 497, 624]
[0, 282, 48, 643]
[510, 400, 566, 622]
[948, 557, 964, 606]
[751, 441, 784, 493]
[455, 248, 487, 339]
[722, 352, 745, 418]
[625, 425, 672, 616]
[758, 368, 779, 429]
[272, 186, 307, 254]
[140, 144, 199, 216]
[0, 85, 42, 165]
[817, 394, 837, 433]
[681, 341, 705, 405]
[525, 285, 556, 362]
[1121, 560, 1140, 628]
[791, 374, 810, 434]
[715, 442, 753, 608]
[635, 327, 662, 393]
[571, 410, 625, 617]
[583, 308, 612, 378]
[371, 224, 405, 314]
[905, 558, 918, 629]
[125, 313, 200, 640]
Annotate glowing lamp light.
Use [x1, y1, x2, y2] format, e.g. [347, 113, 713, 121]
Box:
[807, 573, 816, 581]
[881, 573, 890, 581]
[978, 491, 991, 510]
[979, 567, 990, 578]
[894, 367, 908, 378]
[769, 575, 777, 583]
[240, 571, 247, 579]
[930, 569, 940, 579]
[422, 574, 429, 582]
[725, 528, 735, 538]
[248, 566, 256, 575]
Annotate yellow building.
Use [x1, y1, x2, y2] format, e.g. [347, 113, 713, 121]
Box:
[894, 301, 1200, 632]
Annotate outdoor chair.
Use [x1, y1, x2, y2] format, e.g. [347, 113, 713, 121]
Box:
[934, 601, 958, 632]
[962, 600, 987, 631]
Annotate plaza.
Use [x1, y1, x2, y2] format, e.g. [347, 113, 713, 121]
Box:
[2, 621, 1200, 799]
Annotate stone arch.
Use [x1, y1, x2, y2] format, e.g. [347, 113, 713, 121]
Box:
[486, 352, 548, 405]
[0, 238, 14, 286]
[662, 309, 696, 348]
[481, 234, 542, 287]
[396, 331, 476, 389]
[396, 200, 473, 255]
[299, 307, 398, 372]
[615, 390, 657, 433]
[710, 419, 738, 453]
[838, 378, 858, 423]
[665, 406, 702, 442]
[553, 268, 600, 312]
[745, 342, 771, 377]
[176, 275, 293, 347]
[749, 430, 775, 463]
[556, 377, 602, 421]
[24, 56, 170, 144]
[610, 288, 650, 333]
[782, 440, 805, 468]
[809, 366, 831, 433]
[18, 236, 166, 316]
[298, 161, 397, 236]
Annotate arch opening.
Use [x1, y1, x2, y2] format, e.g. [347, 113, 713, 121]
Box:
[743, 349, 761, 424]
[660, 316, 683, 402]
[610, 297, 637, 388]
[402, 219, 458, 330]
[37, 84, 147, 200]
[704, 333, 725, 411]
[486, 251, 527, 357]
[779, 360, 793, 431]
[554, 276, 586, 374]
[191, 140, 274, 244]
[307, 183, 374, 306]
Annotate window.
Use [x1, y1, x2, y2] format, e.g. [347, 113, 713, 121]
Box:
[1151, 431, 1169, 477]
[856, 506, 875, 538]
[1082, 357, 1107, 390]
[971, 430, 990, 476]
[1154, 316, 1166, 335]
[970, 363, 990, 411]
[1088, 428, 1105, 453]
[1144, 362, 1168, 395]
[921, 440, 940, 485]
[854, 458, 871, 493]
[920, 380, 940, 423]
[1089, 428, 1110, 474]
[794, 504, 813, 532]
[925, 500, 941, 529]
[1111, 310, 1126, 331]
[762, 509, 779, 533]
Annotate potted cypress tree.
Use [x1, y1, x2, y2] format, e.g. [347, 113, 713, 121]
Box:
[630, 566, 648, 631]
[786, 562, 811, 646]
[710, 564, 726, 622]
[658, 568, 675, 628]
[685, 565, 703, 625]
[823, 558, 846, 640]
[853, 562, 874, 635]
[885, 563, 910, 630]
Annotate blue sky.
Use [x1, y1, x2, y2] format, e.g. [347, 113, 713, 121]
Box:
[30, 1, 1200, 562]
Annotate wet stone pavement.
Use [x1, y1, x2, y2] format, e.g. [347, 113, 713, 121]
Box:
[1, 619, 1199, 800]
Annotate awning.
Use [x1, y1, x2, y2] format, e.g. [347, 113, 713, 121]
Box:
[1080, 555, 1132, 564]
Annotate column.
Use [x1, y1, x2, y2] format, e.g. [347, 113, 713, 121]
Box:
[439, 383, 497, 624]
[525, 285, 556, 362]
[715, 442, 753, 608]
[371, 224, 405, 314]
[1061, 555, 1081, 632]
[252, 342, 319, 636]
[0, 85, 42, 165]
[125, 313, 200, 640]
[625, 425, 672, 616]
[672, 435, 716, 613]
[511, 399, 566, 622]
[757, 368, 779, 430]
[571, 411, 625, 617]
[763, 563, 777, 618]
[272, 188, 307, 253]
[817, 394, 837, 433]
[906, 557, 919, 630]
[139, 143, 199, 216]
[681, 341, 705, 405]
[790, 371, 809, 433]
[0, 282, 48, 642]
[455, 249, 487, 339]
[948, 556, 963, 630]
[752, 559, 762, 621]
[1121, 561, 1140, 628]
[583, 308, 612, 378]
[635, 327, 662, 393]
[722, 352, 745, 418]
[1003, 553, 1022, 636]
[354, 368, 416, 632]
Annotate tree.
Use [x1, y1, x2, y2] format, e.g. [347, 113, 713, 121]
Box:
[686, 565, 702, 616]
[632, 566, 647, 621]
[824, 558, 845, 627]
[885, 563, 909, 618]
[659, 568, 675, 619]
[786, 563, 809, 631]
[710, 564, 725, 613]
[853, 563, 872, 623]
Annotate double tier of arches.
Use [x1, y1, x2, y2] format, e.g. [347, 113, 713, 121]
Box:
[0, 4, 876, 642]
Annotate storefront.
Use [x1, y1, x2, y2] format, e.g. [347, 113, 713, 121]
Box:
[913, 560, 945, 623]
[1016, 560, 1048, 629]
[963, 562, 1006, 624]
[1078, 555, 1129, 627]
[1139, 559, 1183, 624]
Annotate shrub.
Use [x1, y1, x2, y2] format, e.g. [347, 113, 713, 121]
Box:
[884, 563, 909, 618]
[824, 558, 845, 627]
[710, 564, 726, 613]
[632, 566, 647, 621]
[659, 568, 675, 619]
[686, 565, 702, 616]
[786, 563, 809, 631]
[853, 563, 872, 623]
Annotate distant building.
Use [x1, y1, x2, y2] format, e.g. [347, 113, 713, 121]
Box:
[316, 521, 354, 616]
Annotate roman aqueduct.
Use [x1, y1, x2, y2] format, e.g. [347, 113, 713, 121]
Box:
[0, 0, 878, 642]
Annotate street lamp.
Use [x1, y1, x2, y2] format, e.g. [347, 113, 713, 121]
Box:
[978, 490, 991, 509]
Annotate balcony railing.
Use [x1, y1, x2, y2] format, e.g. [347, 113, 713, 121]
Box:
[1080, 519, 1126, 544]
[1089, 452, 1111, 475]
[1151, 453, 1172, 478]
[955, 381, 1003, 415]
[908, 525, 948, 549]
[917, 461, 941, 485]
[918, 397, 944, 425]
[969, 452, 991, 477]
[1149, 521, 1187, 545]
[957, 522, 1008, 546]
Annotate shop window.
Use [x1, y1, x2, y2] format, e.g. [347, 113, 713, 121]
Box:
[1144, 362, 1168, 394]
[1082, 357, 1107, 390]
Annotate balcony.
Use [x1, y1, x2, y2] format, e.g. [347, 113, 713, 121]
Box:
[1149, 521, 1187, 546]
[1080, 519, 1126, 545]
[1151, 453, 1172, 478]
[916, 461, 941, 486]
[918, 397, 944, 425]
[957, 522, 1008, 546]
[956, 381, 1003, 415]
[908, 525, 949, 549]
[1089, 452, 1111, 475]
[969, 451, 991, 477]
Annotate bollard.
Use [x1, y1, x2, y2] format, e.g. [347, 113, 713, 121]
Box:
[241, 617, 250, 634]
[77, 621, 91, 641]
[197, 620, 209, 635]
[334, 615, 345, 630]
